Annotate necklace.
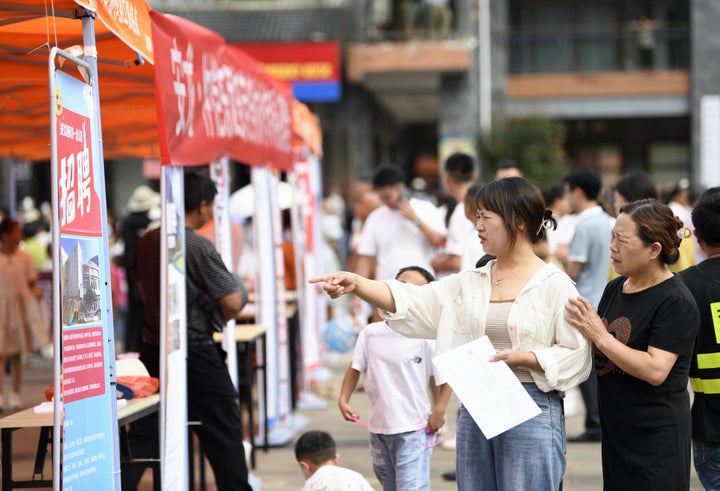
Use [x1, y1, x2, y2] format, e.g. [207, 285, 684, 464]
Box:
[493, 264, 505, 286]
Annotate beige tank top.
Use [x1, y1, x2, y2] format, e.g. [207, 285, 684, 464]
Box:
[486, 300, 534, 384]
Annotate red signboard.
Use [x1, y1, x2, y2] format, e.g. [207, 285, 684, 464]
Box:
[62, 327, 106, 403]
[150, 11, 294, 168]
[238, 42, 340, 82]
[238, 42, 341, 102]
[56, 107, 103, 236]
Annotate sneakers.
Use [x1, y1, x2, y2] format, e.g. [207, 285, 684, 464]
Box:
[7, 392, 22, 411]
[442, 470, 457, 481]
[567, 431, 601, 443]
[40, 343, 54, 360]
[0, 393, 24, 412]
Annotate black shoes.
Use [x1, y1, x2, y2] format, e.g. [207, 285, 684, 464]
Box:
[442, 470, 456, 481]
[567, 431, 601, 442]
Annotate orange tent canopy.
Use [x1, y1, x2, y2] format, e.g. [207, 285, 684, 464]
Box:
[0, 1, 320, 164]
[293, 100, 322, 158]
[0, 0, 157, 161]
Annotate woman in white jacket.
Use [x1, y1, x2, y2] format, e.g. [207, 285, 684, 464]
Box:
[312, 177, 591, 490]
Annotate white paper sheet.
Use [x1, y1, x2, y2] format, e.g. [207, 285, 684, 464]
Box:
[432, 335, 541, 439]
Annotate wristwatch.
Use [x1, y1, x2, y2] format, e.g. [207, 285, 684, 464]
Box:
[413, 217, 422, 226]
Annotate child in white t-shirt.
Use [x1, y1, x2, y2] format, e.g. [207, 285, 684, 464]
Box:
[339, 266, 452, 491]
[295, 430, 374, 491]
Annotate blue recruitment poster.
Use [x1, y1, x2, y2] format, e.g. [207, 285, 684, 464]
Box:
[54, 70, 118, 490]
[160, 165, 188, 489]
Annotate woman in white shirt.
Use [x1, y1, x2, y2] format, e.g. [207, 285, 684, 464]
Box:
[311, 177, 591, 490]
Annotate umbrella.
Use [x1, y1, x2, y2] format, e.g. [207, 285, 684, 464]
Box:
[229, 181, 294, 218]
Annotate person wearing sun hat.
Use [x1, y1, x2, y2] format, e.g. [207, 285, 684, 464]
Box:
[126, 185, 161, 216]
[120, 184, 161, 353]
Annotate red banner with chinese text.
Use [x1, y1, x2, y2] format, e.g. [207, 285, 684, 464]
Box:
[150, 11, 294, 169]
[56, 107, 103, 236]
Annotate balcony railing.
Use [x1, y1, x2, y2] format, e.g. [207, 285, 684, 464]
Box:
[509, 25, 689, 74]
[364, 2, 458, 42]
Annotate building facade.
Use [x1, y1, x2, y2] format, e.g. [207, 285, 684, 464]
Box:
[4, 0, 718, 215]
[151, 0, 720, 193]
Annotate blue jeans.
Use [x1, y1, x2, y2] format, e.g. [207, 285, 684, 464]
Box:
[369, 430, 432, 491]
[694, 438, 720, 491]
[456, 385, 565, 491]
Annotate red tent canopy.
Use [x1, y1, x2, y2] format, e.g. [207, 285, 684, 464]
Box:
[0, 1, 298, 169]
[150, 12, 294, 169]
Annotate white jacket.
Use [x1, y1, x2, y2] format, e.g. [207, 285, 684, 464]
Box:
[380, 259, 591, 392]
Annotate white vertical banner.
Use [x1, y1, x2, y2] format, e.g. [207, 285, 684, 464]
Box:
[700, 95, 720, 188]
[269, 170, 291, 422]
[251, 167, 277, 442]
[309, 156, 327, 360]
[160, 165, 188, 490]
[293, 159, 323, 374]
[208, 158, 239, 389]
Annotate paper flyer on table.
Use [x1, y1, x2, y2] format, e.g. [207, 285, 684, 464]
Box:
[432, 335, 541, 439]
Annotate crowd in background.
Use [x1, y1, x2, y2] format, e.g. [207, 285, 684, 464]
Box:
[309, 157, 720, 491]
[0, 159, 718, 489]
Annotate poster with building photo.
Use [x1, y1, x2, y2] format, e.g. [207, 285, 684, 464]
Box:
[54, 69, 117, 490]
[60, 237, 105, 404]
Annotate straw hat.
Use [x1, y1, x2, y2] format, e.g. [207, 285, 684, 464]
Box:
[127, 185, 160, 213]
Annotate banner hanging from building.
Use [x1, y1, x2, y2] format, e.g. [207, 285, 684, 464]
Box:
[238, 42, 341, 103]
[150, 11, 294, 168]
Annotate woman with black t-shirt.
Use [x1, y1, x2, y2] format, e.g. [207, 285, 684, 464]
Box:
[565, 198, 699, 490]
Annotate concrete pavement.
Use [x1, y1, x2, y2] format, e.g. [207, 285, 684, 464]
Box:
[0, 353, 704, 490]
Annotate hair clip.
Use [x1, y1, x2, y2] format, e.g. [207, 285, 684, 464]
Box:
[536, 212, 554, 236]
[677, 227, 691, 239]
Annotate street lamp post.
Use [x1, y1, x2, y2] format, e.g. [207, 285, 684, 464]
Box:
[478, 0, 492, 134]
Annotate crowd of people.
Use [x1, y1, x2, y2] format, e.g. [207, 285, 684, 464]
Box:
[0, 154, 718, 490]
[309, 155, 720, 491]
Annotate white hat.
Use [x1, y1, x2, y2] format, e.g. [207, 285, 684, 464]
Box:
[23, 208, 41, 222]
[127, 185, 160, 213]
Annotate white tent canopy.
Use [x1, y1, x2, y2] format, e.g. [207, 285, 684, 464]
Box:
[229, 181, 293, 219]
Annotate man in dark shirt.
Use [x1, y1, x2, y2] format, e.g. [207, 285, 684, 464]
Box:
[679, 187, 720, 490]
[123, 171, 251, 491]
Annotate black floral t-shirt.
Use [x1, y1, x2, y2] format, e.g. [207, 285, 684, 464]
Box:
[595, 275, 698, 490]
